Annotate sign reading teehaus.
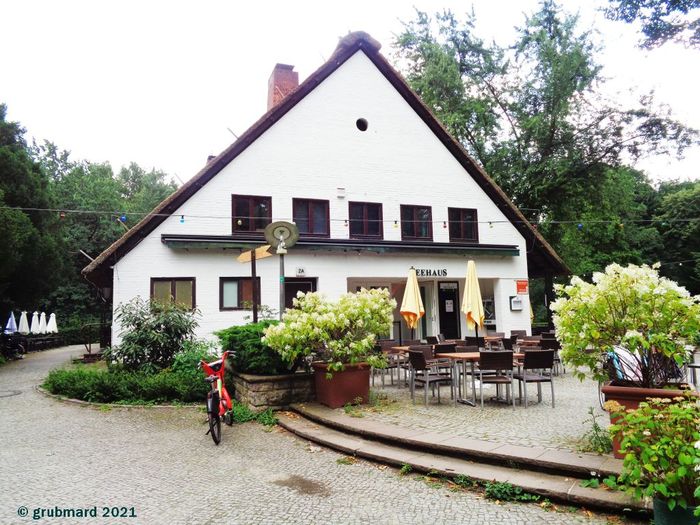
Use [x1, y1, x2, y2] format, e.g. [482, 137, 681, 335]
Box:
[415, 268, 448, 277]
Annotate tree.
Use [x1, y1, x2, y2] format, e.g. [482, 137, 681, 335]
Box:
[652, 180, 700, 293]
[0, 104, 63, 314]
[605, 0, 700, 49]
[393, 1, 697, 275]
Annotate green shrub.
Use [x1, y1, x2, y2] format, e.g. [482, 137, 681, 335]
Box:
[43, 366, 208, 404]
[105, 298, 199, 372]
[216, 321, 290, 375]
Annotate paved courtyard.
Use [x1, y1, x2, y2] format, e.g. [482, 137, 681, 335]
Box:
[0, 347, 637, 524]
[362, 368, 607, 451]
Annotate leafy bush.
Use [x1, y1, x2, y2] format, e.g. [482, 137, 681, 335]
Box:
[43, 366, 208, 403]
[216, 320, 289, 375]
[105, 298, 199, 372]
[608, 395, 700, 512]
[552, 263, 700, 388]
[263, 289, 395, 376]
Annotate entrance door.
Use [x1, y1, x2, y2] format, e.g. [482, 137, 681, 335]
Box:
[438, 282, 460, 339]
[284, 278, 317, 309]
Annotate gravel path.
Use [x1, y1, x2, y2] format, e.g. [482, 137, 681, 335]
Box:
[0, 347, 639, 524]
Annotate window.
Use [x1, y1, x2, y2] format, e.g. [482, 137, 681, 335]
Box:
[293, 198, 329, 237]
[220, 277, 260, 310]
[400, 205, 432, 240]
[150, 278, 195, 309]
[232, 194, 272, 233]
[448, 208, 479, 242]
[349, 202, 383, 239]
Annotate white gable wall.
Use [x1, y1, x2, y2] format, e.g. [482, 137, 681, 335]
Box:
[112, 51, 531, 343]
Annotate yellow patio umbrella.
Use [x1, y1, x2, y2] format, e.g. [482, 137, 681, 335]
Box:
[461, 260, 485, 337]
[400, 267, 425, 336]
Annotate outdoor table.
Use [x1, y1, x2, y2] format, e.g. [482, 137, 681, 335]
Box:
[516, 339, 542, 348]
[484, 335, 504, 350]
[435, 350, 525, 407]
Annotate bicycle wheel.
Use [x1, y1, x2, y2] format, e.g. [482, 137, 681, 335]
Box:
[597, 380, 605, 410]
[207, 392, 222, 445]
[223, 411, 233, 426]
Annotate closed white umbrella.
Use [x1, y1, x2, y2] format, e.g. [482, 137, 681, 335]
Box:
[4, 312, 17, 334]
[46, 313, 58, 333]
[30, 312, 40, 334]
[39, 312, 47, 334]
[18, 311, 29, 334]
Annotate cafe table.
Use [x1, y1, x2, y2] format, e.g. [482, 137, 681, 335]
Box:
[434, 349, 525, 407]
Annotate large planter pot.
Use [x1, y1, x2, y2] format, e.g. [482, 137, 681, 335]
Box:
[653, 498, 697, 525]
[312, 362, 371, 409]
[602, 382, 693, 458]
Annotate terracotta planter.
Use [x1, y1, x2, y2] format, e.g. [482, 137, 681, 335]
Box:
[602, 382, 693, 458]
[653, 498, 697, 525]
[312, 362, 371, 409]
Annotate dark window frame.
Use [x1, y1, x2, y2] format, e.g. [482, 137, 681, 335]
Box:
[219, 277, 261, 311]
[292, 198, 330, 237]
[400, 204, 433, 241]
[348, 201, 383, 239]
[231, 194, 272, 234]
[150, 277, 196, 309]
[448, 207, 479, 242]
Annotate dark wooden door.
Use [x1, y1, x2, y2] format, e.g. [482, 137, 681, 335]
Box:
[438, 282, 460, 339]
[284, 278, 317, 309]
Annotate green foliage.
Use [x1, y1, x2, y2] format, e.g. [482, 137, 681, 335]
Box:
[215, 320, 288, 375]
[42, 366, 208, 404]
[579, 478, 600, 489]
[453, 474, 476, 488]
[336, 456, 357, 465]
[105, 298, 199, 372]
[552, 263, 700, 387]
[263, 289, 395, 376]
[255, 408, 278, 426]
[484, 481, 541, 502]
[228, 400, 277, 426]
[0, 105, 63, 315]
[605, 0, 700, 49]
[579, 407, 613, 455]
[653, 180, 700, 294]
[399, 464, 413, 476]
[393, 4, 698, 278]
[608, 395, 700, 510]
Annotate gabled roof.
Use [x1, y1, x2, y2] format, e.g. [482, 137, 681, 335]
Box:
[83, 31, 568, 286]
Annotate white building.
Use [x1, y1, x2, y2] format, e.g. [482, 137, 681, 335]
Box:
[84, 32, 568, 344]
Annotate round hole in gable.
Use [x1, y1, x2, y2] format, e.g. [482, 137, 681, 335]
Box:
[356, 118, 368, 131]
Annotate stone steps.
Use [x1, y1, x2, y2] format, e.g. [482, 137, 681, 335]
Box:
[277, 404, 649, 515]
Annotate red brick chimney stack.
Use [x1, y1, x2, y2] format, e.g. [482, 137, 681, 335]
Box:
[267, 63, 298, 110]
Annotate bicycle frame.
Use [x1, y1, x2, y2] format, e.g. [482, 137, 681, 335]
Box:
[201, 351, 232, 418]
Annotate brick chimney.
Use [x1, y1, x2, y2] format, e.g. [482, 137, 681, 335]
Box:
[267, 63, 298, 110]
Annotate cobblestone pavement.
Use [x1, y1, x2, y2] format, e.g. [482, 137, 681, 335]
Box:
[362, 369, 607, 451]
[0, 347, 637, 525]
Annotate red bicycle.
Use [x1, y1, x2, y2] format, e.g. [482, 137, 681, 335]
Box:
[200, 351, 233, 445]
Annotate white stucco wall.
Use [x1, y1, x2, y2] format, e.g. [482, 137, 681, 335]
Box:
[111, 50, 531, 343]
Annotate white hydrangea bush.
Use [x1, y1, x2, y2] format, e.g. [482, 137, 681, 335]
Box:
[551, 263, 700, 387]
[263, 288, 396, 376]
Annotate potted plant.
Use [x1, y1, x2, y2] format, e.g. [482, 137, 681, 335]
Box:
[607, 395, 700, 525]
[551, 263, 700, 456]
[263, 288, 395, 408]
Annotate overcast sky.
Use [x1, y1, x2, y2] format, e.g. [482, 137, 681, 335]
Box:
[3, 0, 699, 185]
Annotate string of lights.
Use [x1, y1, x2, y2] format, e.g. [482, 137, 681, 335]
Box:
[2, 205, 699, 227]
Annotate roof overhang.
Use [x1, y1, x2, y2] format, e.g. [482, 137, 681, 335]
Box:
[160, 234, 520, 257]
